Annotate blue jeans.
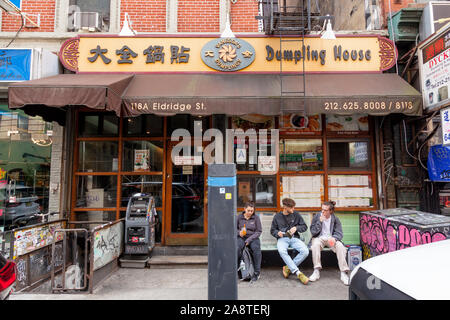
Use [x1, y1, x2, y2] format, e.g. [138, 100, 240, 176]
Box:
[277, 237, 309, 274]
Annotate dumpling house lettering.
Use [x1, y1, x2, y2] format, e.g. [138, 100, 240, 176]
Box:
[265, 45, 371, 65]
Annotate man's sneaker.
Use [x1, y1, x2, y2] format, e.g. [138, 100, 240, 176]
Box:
[251, 273, 260, 282]
[340, 272, 349, 286]
[282, 265, 290, 278]
[309, 269, 320, 282]
[297, 272, 309, 285]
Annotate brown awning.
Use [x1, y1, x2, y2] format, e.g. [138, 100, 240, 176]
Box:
[8, 72, 422, 124]
[8, 74, 134, 125]
[121, 73, 422, 117]
[121, 73, 284, 117]
[300, 73, 422, 116]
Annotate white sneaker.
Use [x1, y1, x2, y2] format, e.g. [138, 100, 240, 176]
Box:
[309, 270, 320, 282]
[340, 272, 349, 286]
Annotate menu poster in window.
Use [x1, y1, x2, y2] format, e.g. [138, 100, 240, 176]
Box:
[134, 149, 150, 171]
[326, 115, 369, 133]
[281, 175, 323, 208]
[280, 114, 321, 135]
[258, 156, 277, 172]
[231, 115, 274, 130]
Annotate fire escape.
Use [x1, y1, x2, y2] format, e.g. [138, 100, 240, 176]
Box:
[256, 0, 322, 113]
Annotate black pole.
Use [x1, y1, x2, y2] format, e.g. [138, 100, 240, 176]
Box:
[207, 163, 237, 300]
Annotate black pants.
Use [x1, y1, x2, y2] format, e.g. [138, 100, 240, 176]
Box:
[237, 237, 262, 274]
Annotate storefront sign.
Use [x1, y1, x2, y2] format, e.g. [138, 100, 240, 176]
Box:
[0, 49, 32, 82]
[419, 25, 450, 111]
[427, 145, 450, 181]
[66, 35, 396, 73]
[441, 107, 450, 146]
[201, 38, 256, 72]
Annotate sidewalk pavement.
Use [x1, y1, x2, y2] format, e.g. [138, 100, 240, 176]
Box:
[9, 266, 349, 300]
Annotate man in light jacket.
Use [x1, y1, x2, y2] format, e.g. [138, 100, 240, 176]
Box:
[309, 201, 350, 285]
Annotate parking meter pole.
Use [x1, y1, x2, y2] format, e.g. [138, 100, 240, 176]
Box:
[207, 164, 237, 300]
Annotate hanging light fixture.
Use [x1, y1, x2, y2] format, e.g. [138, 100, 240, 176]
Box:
[119, 12, 137, 36]
[221, 2, 235, 38]
[321, 15, 336, 40]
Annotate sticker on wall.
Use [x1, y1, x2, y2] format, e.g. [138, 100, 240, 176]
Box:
[201, 38, 256, 72]
[225, 193, 232, 200]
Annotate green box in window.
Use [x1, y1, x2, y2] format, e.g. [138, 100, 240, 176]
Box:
[335, 213, 360, 246]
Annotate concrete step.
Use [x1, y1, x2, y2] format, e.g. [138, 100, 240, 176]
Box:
[152, 245, 208, 256]
[147, 255, 208, 269]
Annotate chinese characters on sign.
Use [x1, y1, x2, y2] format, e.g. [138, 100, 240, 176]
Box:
[88, 45, 190, 65]
[419, 27, 450, 111]
[442, 107, 450, 146]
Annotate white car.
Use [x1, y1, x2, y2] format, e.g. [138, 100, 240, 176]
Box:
[349, 239, 450, 300]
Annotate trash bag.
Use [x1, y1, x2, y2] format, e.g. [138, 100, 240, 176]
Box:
[238, 246, 255, 281]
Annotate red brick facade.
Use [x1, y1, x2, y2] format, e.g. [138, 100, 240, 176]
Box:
[0, 0, 259, 33]
[120, 0, 166, 33]
[177, 0, 220, 32]
[1, 0, 56, 32]
[230, 0, 259, 33]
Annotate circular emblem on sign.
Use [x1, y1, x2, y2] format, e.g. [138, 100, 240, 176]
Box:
[201, 38, 256, 72]
[59, 37, 79, 72]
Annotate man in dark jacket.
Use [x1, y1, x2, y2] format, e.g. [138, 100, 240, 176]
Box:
[237, 202, 262, 282]
[270, 198, 309, 285]
[309, 201, 350, 285]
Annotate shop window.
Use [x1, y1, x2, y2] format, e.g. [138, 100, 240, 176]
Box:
[237, 176, 275, 207]
[72, 211, 116, 225]
[234, 134, 276, 171]
[167, 115, 210, 137]
[0, 106, 52, 232]
[123, 115, 164, 137]
[328, 175, 373, 207]
[121, 175, 163, 208]
[122, 141, 164, 172]
[75, 175, 117, 208]
[78, 141, 119, 172]
[328, 140, 370, 170]
[68, 0, 111, 32]
[78, 112, 119, 137]
[280, 139, 323, 171]
[280, 175, 324, 208]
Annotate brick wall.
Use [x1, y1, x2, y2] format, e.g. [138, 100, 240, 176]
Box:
[178, 0, 220, 32]
[230, 0, 259, 32]
[380, 0, 415, 25]
[120, 0, 166, 33]
[1, 0, 56, 32]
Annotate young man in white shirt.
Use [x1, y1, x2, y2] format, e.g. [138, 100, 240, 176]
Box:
[309, 201, 350, 285]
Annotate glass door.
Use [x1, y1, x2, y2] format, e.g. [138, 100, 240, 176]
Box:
[165, 142, 207, 245]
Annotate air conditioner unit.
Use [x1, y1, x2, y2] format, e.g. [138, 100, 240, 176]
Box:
[419, 1, 450, 41]
[73, 11, 101, 32]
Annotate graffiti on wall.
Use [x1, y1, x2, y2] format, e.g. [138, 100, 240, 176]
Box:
[360, 214, 448, 258]
[93, 222, 123, 271]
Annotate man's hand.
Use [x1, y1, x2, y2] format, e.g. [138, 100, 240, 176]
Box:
[277, 231, 284, 238]
[319, 214, 326, 222]
[289, 226, 297, 235]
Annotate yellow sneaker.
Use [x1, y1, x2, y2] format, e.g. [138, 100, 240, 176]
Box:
[297, 272, 309, 285]
[282, 265, 290, 278]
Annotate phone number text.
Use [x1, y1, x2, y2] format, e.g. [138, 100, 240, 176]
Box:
[323, 101, 414, 111]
